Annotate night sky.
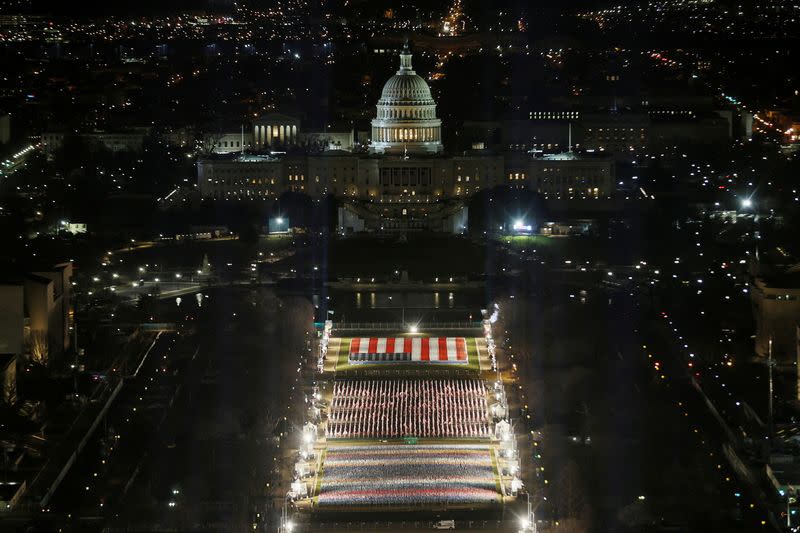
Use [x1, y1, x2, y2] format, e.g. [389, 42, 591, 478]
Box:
[10, 0, 609, 16]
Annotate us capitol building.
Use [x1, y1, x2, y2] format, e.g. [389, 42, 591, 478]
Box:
[196, 45, 614, 232]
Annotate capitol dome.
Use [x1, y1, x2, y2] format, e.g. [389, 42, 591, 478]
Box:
[379, 71, 435, 104]
[370, 44, 443, 155]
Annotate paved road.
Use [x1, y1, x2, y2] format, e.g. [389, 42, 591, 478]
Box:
[108, 286, 313, 531]
[296, 522, 519, 533]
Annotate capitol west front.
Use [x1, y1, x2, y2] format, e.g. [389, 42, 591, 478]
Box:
[196, 47, 614, 232]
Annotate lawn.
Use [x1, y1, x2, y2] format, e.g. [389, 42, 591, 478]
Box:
[327, 235, 486, 278]
[500, 235, 561, 249]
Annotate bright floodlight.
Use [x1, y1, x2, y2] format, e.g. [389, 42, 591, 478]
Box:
[286, 520, 295, 532]
[741, 198, 752, 209]
[409, 324, 419, 334]
[519, 518, 530, 530]
[512, 219, 532, 232]
[276, 217, 284, 224]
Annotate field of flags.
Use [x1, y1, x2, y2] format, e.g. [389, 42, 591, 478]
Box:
[326, 379, 491, 439]
[311, 333, 502, 510]
[318, 445, 500, 507]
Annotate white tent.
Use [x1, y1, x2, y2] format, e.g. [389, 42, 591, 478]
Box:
[495, 419, 511, 440]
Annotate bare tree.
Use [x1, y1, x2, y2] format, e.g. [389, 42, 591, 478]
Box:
[27, 330, 49, 367]
[557, 459, 586, 520]
[198, 131, 225, 155]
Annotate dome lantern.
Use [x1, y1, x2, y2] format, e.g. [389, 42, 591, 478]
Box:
[399, 43, 413, 72]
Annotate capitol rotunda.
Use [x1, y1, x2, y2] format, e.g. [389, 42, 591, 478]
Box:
[370, 44, 443, 155]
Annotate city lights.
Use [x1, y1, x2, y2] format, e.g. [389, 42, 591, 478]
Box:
[0, 1, 794, 530]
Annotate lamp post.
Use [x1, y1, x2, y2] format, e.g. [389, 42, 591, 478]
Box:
[279, 492, 293, 533]
[768, 336, 774, 446]
[522, 492, 536, 533]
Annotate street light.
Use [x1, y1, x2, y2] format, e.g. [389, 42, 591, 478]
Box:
[523, 492, 536, 533]
[740, 197, 753, 209]
[279, 493, 294, 533]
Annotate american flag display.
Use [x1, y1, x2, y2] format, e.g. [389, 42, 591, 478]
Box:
[326, 379, 490, 439]
[348, 337, 468, 364]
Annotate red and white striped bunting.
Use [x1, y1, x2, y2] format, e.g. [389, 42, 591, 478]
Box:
[348, 337, 468, 362]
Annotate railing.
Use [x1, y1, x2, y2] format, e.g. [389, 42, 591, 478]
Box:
[334, 368, 478, 379]
[332, 321, 480, 331]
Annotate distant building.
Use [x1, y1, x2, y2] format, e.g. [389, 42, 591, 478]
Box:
[470, 101, 733, 157]
[506, 152, 614, 198]
[764, 109, 800, 143]
[578, 112, 649, 154]
[649, 112, 731, 147]
[0, 284, 24, 355]
[0, 113, 10, 145]
[191, 124, 355, 155]
[41, 128, 150, 155]
[301, 130, 355, 152]
[0, 263, 73, 365]
[198, 154, 284, 200]
[540, 220, 596, 236]
[40, 133, 64, 154]
[210, 130, 253, 154]
[252, 113, 300, 149]
[750, 265, 800, 363]
[1, 354, 16, 405]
